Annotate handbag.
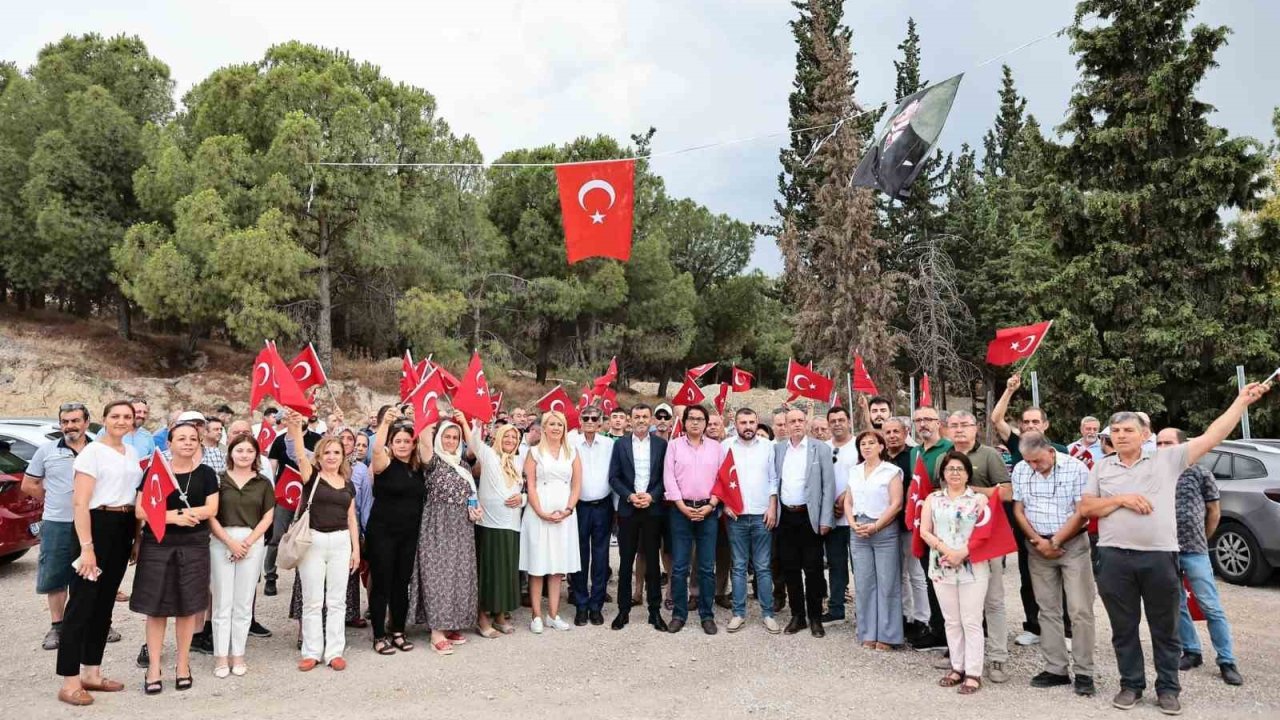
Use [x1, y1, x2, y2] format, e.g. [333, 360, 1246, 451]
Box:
[277, 472, 323, 571]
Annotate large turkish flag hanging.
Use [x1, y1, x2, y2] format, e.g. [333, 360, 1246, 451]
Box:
[556, 160, 635, 264]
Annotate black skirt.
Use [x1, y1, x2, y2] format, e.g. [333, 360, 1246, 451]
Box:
[130, 530, 211, 617]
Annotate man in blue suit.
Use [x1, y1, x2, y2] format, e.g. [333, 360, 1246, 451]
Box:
[608, 403, 669, 631]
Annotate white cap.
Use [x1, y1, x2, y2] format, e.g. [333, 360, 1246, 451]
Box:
[655, 403, 674, 417]
[175, 410, 207, 424]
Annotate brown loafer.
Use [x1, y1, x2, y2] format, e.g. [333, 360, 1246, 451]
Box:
[58, 688, 94, 706]
[82, 678, 124, 692]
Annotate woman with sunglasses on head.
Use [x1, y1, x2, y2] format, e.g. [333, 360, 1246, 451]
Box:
[55, 401, 144, 706]
[207, 434, 273, 678]
[131, 420, 220, 695]
[365, 408, 426, 655]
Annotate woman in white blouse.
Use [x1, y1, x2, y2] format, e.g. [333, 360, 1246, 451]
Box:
[461, 421, 525, 637]
[844, 430, 905, 649]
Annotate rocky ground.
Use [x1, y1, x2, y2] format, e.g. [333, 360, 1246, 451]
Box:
[2, 549, 1277, 719]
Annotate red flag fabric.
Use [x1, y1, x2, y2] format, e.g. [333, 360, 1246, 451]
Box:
[287, 343, 328, 394]
[555, 159, 635, 264]
[597, 387, 619, 415]
[536, 385, 581, 431]
[141, 450, 175, 543]
[730, 366, 754, 393]
[489, 390, 504, 417]
[785, 359, 835, 402]
[907, 454, 934, 559]
[852, 355, 879, 395]
[452, 351, 493, 422]
[1182, 575, 1206, 621]
[399, 351, 419, 401]
[1066, 443, 1101, 535]
[968, 496, 1019, 563]
[713, 383, 730, 415]
[255, 422, 277, 454]
[577, 389, 593, 411]
[832, 392, 843, 408]
[672, 377, 707, 406]
[405, 369, 447, 437]
[250, 343, 313, 415]
[670, 416, 683, 439]
[985, 320, 1053, 366]
[429, 361, 461, 396]
[274, 465, 305, 512]
[594, 357, 618, 389]
[918, 373, 933, 408]
[685, 362, 717, 381]
[711, 449, 744, 515]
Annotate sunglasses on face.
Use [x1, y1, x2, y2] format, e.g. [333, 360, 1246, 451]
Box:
[582, 416, 602, 423]
[655, 413, 672, 420]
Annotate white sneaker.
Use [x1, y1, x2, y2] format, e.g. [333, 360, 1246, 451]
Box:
[727, 616, 746, 633]
[1015, 631, 1040, 646]
[547, 615, 572, 631]
[530, 617, 544, 634]
[214, 665, 230, 679]
[763, 617, 781, 634]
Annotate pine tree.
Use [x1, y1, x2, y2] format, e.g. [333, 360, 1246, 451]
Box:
[981, 65, 1028, 178]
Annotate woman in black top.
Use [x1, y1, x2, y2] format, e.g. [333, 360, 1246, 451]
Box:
[366, 408, 426, 654]
[131, 422, 220, 694]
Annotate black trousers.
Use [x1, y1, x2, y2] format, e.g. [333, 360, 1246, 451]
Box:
[1097, 547, 1182, 695]
[57, 509, 135, 677]
[777, 508, 825, 623]
[365, 523, 417, 638]
[616, 506, 663, 615]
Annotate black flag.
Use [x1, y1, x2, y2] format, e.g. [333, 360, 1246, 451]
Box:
[853, 74, 963, 199]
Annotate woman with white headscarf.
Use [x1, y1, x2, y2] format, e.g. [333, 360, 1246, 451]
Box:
[407, 410, 482, 656]
[460, 420, 525, 638]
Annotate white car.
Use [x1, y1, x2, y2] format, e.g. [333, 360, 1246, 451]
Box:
[0, 418, 101, 461]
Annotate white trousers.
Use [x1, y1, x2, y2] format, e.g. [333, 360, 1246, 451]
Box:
[209, 527, 265, 657]
[936, 575, 990, 678]
[299, 530, 351, 663]
[900, 531, 930, 624]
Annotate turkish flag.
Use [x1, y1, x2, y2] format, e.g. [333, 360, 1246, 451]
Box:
[287, 343, 328, 394]
[1182, 575, 1206, 621]
[831, 392, 843, 408]
[577, 388, 593, 411]
[399, 350, 419, 401]
[672, 377, 706, 406]
[555, 159, 635, 264]
[670, 416, 683, 439]
[713, 383, 730, 415]
[918, 373, 933, 408]
[686, 362, 717, 382]
[852, 355, 879, 395]
[256, 422, 277, 454]
[452, 351, 493, 422]
[730, 366, 753, 393]
[274, 465, 305, 512]
[785, 359, 835, 402]
[906, 454, 934, 559]
[250, 342, 313, 415]
[968, 497, 1018, 563]
[711, 449, 744, 516]
[536, 385, 581, 430]
[1069, 444, 1100, 534]
[489, 390, 504, 418]
[141, 450, 175, 543]
[405, 369, 447, 437]
[426, 361, 460, 397]
[596, 387, 619, 415]
[594, 357, 618, 389]
[985, 321, 1053, 366]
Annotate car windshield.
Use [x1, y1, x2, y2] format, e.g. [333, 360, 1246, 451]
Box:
[0, 448, 26, 476]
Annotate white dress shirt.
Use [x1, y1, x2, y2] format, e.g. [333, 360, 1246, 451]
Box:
[576, 433, 615, 502]
[630, 433, 651, 496]
[726, 435, 777, 515]
[781, 437, 809, 506]
[849, 459, 903, 520]
[828, 437, 858, 527]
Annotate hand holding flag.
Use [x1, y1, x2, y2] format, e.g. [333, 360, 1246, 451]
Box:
[142, 450, 176, 543]
[967, 497, 1017, 563]
[451, 351, 493, 422]
[711, 450, 744, 517]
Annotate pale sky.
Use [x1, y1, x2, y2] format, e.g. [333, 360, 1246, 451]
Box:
[5, 1, 1277, 273]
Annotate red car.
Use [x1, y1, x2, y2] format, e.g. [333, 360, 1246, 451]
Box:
[0, 440, 42, 564]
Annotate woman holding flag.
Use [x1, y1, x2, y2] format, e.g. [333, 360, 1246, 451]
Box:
[366, 411, 425, 655]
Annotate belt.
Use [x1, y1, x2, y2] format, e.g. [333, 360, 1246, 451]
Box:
[683, 499, 711, 509]
[579, 497, 611, 507]
[783, 504, 808, 513]
[1041, 529, 1086, 543]
[94, 505, 135, 513]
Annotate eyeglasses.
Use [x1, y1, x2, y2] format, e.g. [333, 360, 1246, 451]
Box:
[943, 466, 968, 474]
[685, 417, 706, 424]
[915, 418, 939, 424]
[949, 422, 976, 429]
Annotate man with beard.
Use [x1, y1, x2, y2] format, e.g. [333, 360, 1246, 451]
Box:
[722, 408, 780, 633]
[822, 406, 856, 626]
[857, 395, 894, 431]
[1068, 416, 1104, 465]
[908, 405, 952, 652]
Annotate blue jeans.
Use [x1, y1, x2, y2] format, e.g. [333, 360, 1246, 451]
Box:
[726, 514, 774, 618]
[570, 500, 614, 612]
[1177, 552, 1235, 665]
[670, 507, 718, 621]
[824, 526, 851, 619]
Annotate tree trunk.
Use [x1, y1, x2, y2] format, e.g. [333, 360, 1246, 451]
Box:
[116, 293, 132, 341]
[472, 300, 482, 352]
[656, 363, 671, 399]
[17, 289, 29, 311]
[31, 291, 45, 309]
[535, 323, 552, 384]
[315, 217, 334, 369]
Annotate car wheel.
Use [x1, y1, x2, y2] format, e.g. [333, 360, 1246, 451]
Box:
[0, 548, 29, 566]
[1211, 523, 1272, 586]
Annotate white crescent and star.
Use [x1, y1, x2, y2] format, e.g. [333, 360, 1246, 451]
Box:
[293, 362, 312, 381]
[284, 480, 303, 506]
[1010, 335, 1038, 353]
[255, 362, 271, 386]
[793, 375, 814, 391]
[549, 399, 565, 413]
[577, 179, 617, 224]
[974, 504, 993, 528]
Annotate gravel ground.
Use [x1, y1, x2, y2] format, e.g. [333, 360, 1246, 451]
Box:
[2, 549, 1278, 719]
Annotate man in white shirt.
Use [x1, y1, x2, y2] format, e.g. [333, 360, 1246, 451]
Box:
[607, 404, 669, 631]
[722, 408, 780, 633]
[773, 408, 836, 637]
[571, 407, 615, 627]
[824, 406, 857, 626]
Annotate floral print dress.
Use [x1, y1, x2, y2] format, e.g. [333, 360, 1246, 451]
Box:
[927, 487, 991, 585]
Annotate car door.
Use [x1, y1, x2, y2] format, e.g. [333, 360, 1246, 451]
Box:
[0, 434, 38, 463]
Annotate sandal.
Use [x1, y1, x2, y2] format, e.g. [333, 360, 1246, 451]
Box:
[431, 640, 454, 656]
[874, 642, 893, 651]
[861, 641, 876, 649]
[477, 626, 501, 639]
[390, 634, 414, 652]
[938, 671, 964, 688]
[144, 673, 163, 695]
[496, 621, 515, 635]
[175, 673, 193, 691]
[372, 638, 397, 655]
[959, 677, 982, 695]
[444, 631, 467, 645]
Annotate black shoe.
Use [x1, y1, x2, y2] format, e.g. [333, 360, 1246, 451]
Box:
[773, 597, 787, 614]
[136, 643, 150, 668]
[263, 579, 277, 596]
[191, 632, 213, 655]
[714, 594, 732, 610]
[1030, 671, 1072, 689]
[819, 611, 846, 626]
[660, 572, 669, 586]
[611, 612, 629, 630]
[1073, 675, 1096, 696]
[784, 617, 807, 635]
[701, 618, 718, 635]
[1112, 688, 1141, 710]
[589, 610, 605, 626]
[668, 618, 685, 634]
[1220, 663, 1243, 686]
[809, 621, 825, 638]
[1156, 692, 1181, 716]
[604, 592, 613, 603]
[248, 620, 272, 638]
[649, 613, 668, 632]
[574, 608, 589, 627]
[911, 632, 948, 652]
[1179, 652, 1203, 671]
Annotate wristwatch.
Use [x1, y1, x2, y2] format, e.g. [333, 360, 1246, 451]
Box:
[1049, 537, 1061, 551]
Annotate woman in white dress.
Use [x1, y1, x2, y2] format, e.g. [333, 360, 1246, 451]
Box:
[518, 411, 582, 633]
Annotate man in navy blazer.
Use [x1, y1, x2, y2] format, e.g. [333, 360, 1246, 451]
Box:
[772, 407, 836, 637]
[608, 403, 669, 631]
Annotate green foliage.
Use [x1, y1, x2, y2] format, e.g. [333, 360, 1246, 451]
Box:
[395, 287, 469, 367]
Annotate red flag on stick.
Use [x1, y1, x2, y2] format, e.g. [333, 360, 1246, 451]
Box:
[429, 361, 460, 397]
[555, 160, 635, 264]
[985, 321, 1053, 366]
[274, 465, 305, 511]
[785, 359, 835, 403]
[288, 343, 328, 394]
[489, 390, 504, 418]
[852, 355, 879, 395]
[918, 373, 933, 408]
[536, 385, 581, 430]
[452, 351, 493, 422]
[1183, 576, 1206, 621]
[968, 497, 1018, 563]
[672, 377, 706, 406]
[256, 422, 277, 454]
[142, 450, 175, 542]
[594, 357, 618, 389]
[713, 383, 730, 415]
[907, 454, 934, 559]
[596, 387, 619, 414]
[399, 350, 419, 402]
[405, 369, 447, 437]
[730, 366, 754, 393]
[250, 342, 313, 415]
[686, 362, 717, 381]
[711, 450, 744, 515]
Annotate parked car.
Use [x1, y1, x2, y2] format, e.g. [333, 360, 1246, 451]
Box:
[0, 417, 102, 462]
[0, 439, 42, 564]
[1197, 440, 1280, 585]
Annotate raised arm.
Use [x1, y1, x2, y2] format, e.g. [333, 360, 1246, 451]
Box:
[1187, 382, 1271, 464]
[286, 411, 313, 482]
[371, 407, 399, 475]
[990, 374, 1020, 442]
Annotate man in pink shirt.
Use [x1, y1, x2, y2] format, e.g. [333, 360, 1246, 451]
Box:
[663, 404, 723, 635]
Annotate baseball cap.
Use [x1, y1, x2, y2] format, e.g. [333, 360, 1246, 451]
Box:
[176, 410, 208, 424]
[655, 403, 673, 418]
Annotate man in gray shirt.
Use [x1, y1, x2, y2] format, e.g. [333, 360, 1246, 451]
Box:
[1080, 382, 1270, 715]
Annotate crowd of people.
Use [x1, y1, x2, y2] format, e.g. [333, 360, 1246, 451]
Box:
[20, 374, 1269, 714]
